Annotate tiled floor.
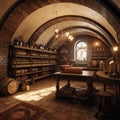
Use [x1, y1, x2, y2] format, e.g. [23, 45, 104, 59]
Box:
[0, 77, 117, 120]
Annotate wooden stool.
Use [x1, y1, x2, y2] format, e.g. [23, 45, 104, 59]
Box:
[95, 91, 114, 119]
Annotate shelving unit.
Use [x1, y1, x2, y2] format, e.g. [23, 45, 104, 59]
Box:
[91, 47, 110, 60]
[58, 47, 69, 65]
[8, 45, 57, 84]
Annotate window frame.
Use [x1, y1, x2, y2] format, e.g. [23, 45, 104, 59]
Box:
[74, 40, 88, 64]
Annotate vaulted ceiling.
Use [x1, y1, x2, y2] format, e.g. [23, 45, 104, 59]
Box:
[1, 0, 120, 50]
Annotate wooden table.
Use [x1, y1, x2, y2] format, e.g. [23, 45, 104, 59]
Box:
[96, 71, 120, 102]
[54, 70, 95, 101]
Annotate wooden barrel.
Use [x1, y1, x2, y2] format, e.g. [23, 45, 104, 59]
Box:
[0, 77, 19, 95]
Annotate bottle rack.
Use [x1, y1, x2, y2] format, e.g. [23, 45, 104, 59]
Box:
[91, 47, 110, 60]
[58, 47, 69, 65]
[8, 45, 57, 84]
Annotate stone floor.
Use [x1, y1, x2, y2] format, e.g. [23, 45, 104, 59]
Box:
[0, 77, 118, 120]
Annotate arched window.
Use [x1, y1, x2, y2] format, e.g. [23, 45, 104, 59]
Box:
[74, 41, 88, 63]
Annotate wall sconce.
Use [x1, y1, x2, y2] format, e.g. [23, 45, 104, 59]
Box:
[113, 46, 118, 52]
[95, 42, 99, 47]
[113, 46, 118, 61]
[112, 46, 119, 74]
[109, 60, 114, 64]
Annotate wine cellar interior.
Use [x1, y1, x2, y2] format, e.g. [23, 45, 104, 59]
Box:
[0, 0, 120, 120]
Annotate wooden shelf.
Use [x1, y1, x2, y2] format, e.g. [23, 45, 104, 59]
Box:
[91, 47, 110, 60]
[15, 72, 32, 77]
[12, 64, 32, 68]
[14, 45, 57, 54]
[8, 45, 57, 84]
[33, 74, 51, 81]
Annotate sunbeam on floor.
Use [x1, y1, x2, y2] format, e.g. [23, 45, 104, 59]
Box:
[14, 86, 56, 101]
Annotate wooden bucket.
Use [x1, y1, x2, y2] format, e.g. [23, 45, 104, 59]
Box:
[0, 77, 19, 95]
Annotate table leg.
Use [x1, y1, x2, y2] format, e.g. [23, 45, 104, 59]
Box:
[56, 76, 60, 97]
[86, 78, 94, 101]
[116, 83, 120, 103]
[87, 78, 93, 91]
[118, 83, 120, 103]
[99, 78, 106, 91]
[104, 82, 106, 91]
[67, 80, 70, 87]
